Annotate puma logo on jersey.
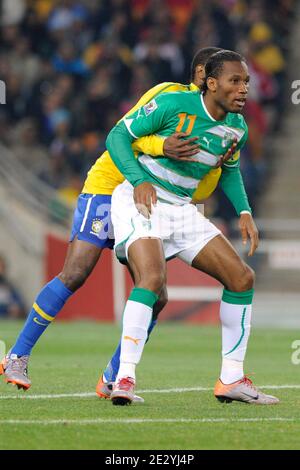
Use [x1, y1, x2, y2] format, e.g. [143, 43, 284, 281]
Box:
[124, 336, 142, 346]
[202, 136, 213, 148]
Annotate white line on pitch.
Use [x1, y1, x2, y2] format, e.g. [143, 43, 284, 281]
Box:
[1, 385, 300, 400]
[0, 392, 96, 400]
[0, 417, 298, 426]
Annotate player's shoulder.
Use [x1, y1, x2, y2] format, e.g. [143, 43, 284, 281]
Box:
[155, 88, 200, 106]
[226, 112, 248, 131]
[142, 86, 200, 117]
[158, 82, 197, 94]
[147, 89, 200, 119]
[143, 82, 190, 98]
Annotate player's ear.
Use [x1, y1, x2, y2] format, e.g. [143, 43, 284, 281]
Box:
[195, 64, 205, 76]
[206, 77, 217, 92]
[193, 65, 205, 87]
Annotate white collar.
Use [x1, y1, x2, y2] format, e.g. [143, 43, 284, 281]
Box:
[201, 93, 216, 122]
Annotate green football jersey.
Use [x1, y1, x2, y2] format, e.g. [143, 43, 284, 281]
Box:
[121, 90, 248, 203]
[106, 89, 250, 212]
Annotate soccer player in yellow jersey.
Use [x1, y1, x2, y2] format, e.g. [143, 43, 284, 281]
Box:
[1, 47, 234, 397]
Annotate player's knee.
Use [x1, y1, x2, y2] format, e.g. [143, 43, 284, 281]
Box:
[230, 264, 255, 292]
[138, 271, 166, 295]
[242, 265, 255, 290]
[59, 268, 89, 292]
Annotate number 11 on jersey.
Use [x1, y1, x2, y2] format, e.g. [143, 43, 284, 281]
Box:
[176, 113, 197, 135]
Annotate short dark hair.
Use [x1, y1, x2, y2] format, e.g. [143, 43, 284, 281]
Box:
[202, 50, 246, 92]
[190, 47, 222, 81]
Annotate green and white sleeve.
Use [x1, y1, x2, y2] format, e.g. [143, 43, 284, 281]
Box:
[106, 122, 149, 187]
[219, 121, 251, 215]
[106, 97, 173, 187]
[219, 162, 252, 215]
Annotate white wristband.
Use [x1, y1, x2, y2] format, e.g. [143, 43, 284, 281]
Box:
[240, 210, 252, 215]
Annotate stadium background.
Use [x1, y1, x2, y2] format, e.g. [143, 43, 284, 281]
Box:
[0, 0, 299, 327]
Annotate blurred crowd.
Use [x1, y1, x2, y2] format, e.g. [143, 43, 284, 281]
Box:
[0, 254, 25, 319]
[0, 0, 295, 218]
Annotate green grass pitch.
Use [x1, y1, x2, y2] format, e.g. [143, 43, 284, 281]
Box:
[0, 321, 300, 450]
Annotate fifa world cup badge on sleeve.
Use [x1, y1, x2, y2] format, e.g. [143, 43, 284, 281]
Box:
[143, 99, 158, 116]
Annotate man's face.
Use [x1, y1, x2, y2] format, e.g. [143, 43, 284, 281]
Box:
[210, 61, 249, 113]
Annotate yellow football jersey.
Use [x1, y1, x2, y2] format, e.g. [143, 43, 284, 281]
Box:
[82, 82, 222, 200]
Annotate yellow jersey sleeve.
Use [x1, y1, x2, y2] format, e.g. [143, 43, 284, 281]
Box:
[192, 168, 222, 202]
[192, 149, 241, 201]
[132, 135, 165, 156]
[122, 82, 192, 120]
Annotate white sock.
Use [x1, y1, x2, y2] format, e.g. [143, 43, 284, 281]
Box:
[221, 358, 244, 385]
[116, 298, 153, 383]
[117, 362, 136, 380]
[220, 300, 252, 384]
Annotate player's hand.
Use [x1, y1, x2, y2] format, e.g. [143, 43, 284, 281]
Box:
[163, 132, 200, 161]
[134, 182, 157, 219]
[239, 213, 259, 256]
[215, 138, 238, 168]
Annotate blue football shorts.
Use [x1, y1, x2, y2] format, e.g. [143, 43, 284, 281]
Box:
[70, 194, 114, 249]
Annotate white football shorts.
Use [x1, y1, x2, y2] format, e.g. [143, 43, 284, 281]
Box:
[111, 180, 221, 265]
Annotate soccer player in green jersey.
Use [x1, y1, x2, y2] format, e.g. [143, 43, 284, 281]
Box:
[106, 50, 279, 406]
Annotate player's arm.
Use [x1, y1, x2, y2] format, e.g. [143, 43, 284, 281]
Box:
[106, 96, 174, 217]
[219, 155, 259, 256]
[132, 134, 200, 159]
[219, 160, 251, 215]
[106, 122, 147, 187]
[132, 136, 165, 156]
[106, 122, 157, 218]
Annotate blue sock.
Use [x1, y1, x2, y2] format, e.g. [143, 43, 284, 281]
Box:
[11, 277, 73, 357]
[146, 318, 157, 340]
[103, 319, 157, 383]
